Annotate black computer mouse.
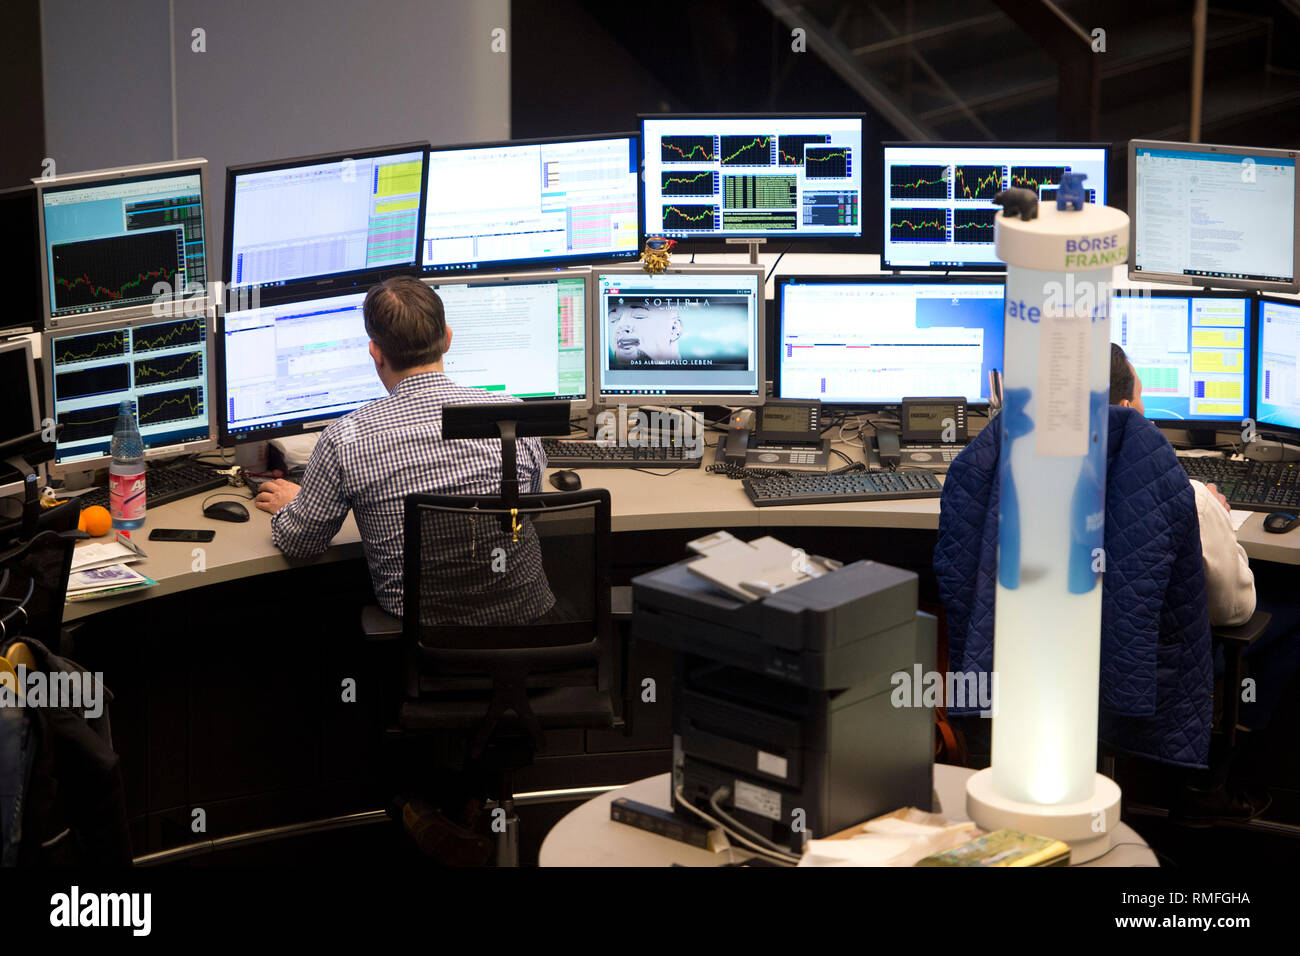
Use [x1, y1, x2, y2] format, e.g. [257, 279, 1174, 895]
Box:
[1263, 512, 1299, 534]
[204, 500, 250, 523]
[549, 470, 582, 492]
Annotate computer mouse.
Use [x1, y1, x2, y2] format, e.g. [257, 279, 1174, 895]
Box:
[203, 500, 250, 523]
[1263, 512, 1299, 534]
[549, 470, 582, 492]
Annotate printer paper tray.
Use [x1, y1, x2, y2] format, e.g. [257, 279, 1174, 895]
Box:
[682, 717, 804, 788]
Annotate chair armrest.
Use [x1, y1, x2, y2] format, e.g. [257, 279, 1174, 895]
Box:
[1211, 610, 1271, 650]
[360, 605, 403, 642]
[611, 585, 633, 622]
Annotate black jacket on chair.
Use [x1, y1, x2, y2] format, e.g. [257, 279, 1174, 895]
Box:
[0, 636, 131, 866]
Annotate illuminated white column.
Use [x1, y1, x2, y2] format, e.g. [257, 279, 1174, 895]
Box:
[966, 199, 1128, 863]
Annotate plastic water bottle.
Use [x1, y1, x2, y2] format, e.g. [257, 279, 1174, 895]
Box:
[109, 399, 146, 530]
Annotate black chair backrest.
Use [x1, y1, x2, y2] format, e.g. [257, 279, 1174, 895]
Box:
[0, 528, 79, 648]
[401, 488, 612, 668]
[0, 496, 81, 551]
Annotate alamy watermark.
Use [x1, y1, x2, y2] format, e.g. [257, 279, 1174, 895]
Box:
[891, 665, 998, 718]
[50, 886, 150, 936]
[0, 666, 104, 719]
[594, 405, 704, 458]
[150, 278, 260, 318]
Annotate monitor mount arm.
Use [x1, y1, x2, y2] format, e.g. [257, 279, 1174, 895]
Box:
[4, 458, 40, 542]
[1, 425, 59, 542]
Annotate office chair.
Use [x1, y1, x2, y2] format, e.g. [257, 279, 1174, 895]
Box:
[1097, 608, 1272, 830]
[1, 525, 130, 865]
[0, 502, 83, 649]
[361, 488, 621, 865]
[1212, 612, 1271, 752]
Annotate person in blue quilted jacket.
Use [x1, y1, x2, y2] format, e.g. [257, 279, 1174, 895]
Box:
[1113, 344, 1300, 816]
[1110, 344, 1256, 625]
[935, 346, 1275, 820]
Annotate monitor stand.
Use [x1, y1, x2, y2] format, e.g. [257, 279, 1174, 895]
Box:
[725, 237, 766, 265]
[1243, 435, 1300, 462]
[586, 403, 704, 452]
[1185, 426, 1219, 450]
[51, 468, 96, 493]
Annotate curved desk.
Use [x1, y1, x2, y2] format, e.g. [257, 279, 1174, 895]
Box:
[63, 460, 1300, 621]
[538, 768, 1158, 867]
[60, 451, 944, 621]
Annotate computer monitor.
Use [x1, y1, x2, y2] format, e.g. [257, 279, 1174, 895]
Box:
[0, 184, 44, 333]
[594, 265, 765, 406]
[425, 270, 590, 409]
[35, 159, 210, 328]
[220, 272, 592, 443]
[776, 275, 1005, 408]
[0, 337, 42, 499]
[225, 143, 429, 296]
[420, 133, 640, 275]
[1130, 140, 1299, 293]
[218, 290, 383, 444]
[42, 308, 217, 476]
[1110, 290, 1253, 425]
[640, 114, 865, 241]
[880, 142, 1110, 270]
[1255, 295, 1300, 436]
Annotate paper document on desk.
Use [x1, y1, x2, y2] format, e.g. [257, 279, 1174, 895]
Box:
[1229, 510, 1251, 531]
[70, 535, 147, 572]
[798, 808, 976, 867]
[66, 563, 156, 600]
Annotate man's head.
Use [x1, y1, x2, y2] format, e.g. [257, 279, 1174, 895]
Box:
[1109, 342, 1144, 416]
[363, 276, 452, 388]
[608, 301, 683, 365]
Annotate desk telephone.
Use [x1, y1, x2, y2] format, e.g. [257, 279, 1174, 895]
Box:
[876, 397, 969, 471]
[722, 400, 830, 471]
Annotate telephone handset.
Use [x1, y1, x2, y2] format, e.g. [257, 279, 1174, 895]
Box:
[724, 409, 756, 465]
[720, 401, 829, 471]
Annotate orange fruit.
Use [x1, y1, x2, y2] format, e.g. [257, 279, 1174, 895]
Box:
[78, 504, 113, 537]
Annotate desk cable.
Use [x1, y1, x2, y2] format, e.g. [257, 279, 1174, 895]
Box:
[630, 467, 692, 477]
[708, 786, 798, 857]
[764, 242, 794, 283]
[705, 461, 793, 480]
[672, 784, 799, 866]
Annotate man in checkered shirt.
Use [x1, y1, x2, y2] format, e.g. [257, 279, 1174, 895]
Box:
[253, 276, 554, 624]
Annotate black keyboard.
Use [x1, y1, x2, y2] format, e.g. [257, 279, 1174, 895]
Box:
[1178, 456, 1300, 512]
[542, 439, 702, 469]
[743, 470, 943, 507]
[73, 459, 229, 512]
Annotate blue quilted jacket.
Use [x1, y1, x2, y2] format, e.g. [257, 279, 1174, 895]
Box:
[934, 405, 1213, 768]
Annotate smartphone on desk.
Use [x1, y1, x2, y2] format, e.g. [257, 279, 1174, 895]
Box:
[148, 529, 216, 543]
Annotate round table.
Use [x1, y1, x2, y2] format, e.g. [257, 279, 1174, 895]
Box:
[539, 765, 1158, 867]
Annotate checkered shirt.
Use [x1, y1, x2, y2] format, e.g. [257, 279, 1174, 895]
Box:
[270, 371, 552, 622]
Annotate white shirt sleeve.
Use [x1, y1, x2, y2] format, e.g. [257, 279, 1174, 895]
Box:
[1190, 478, 1256, 626]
